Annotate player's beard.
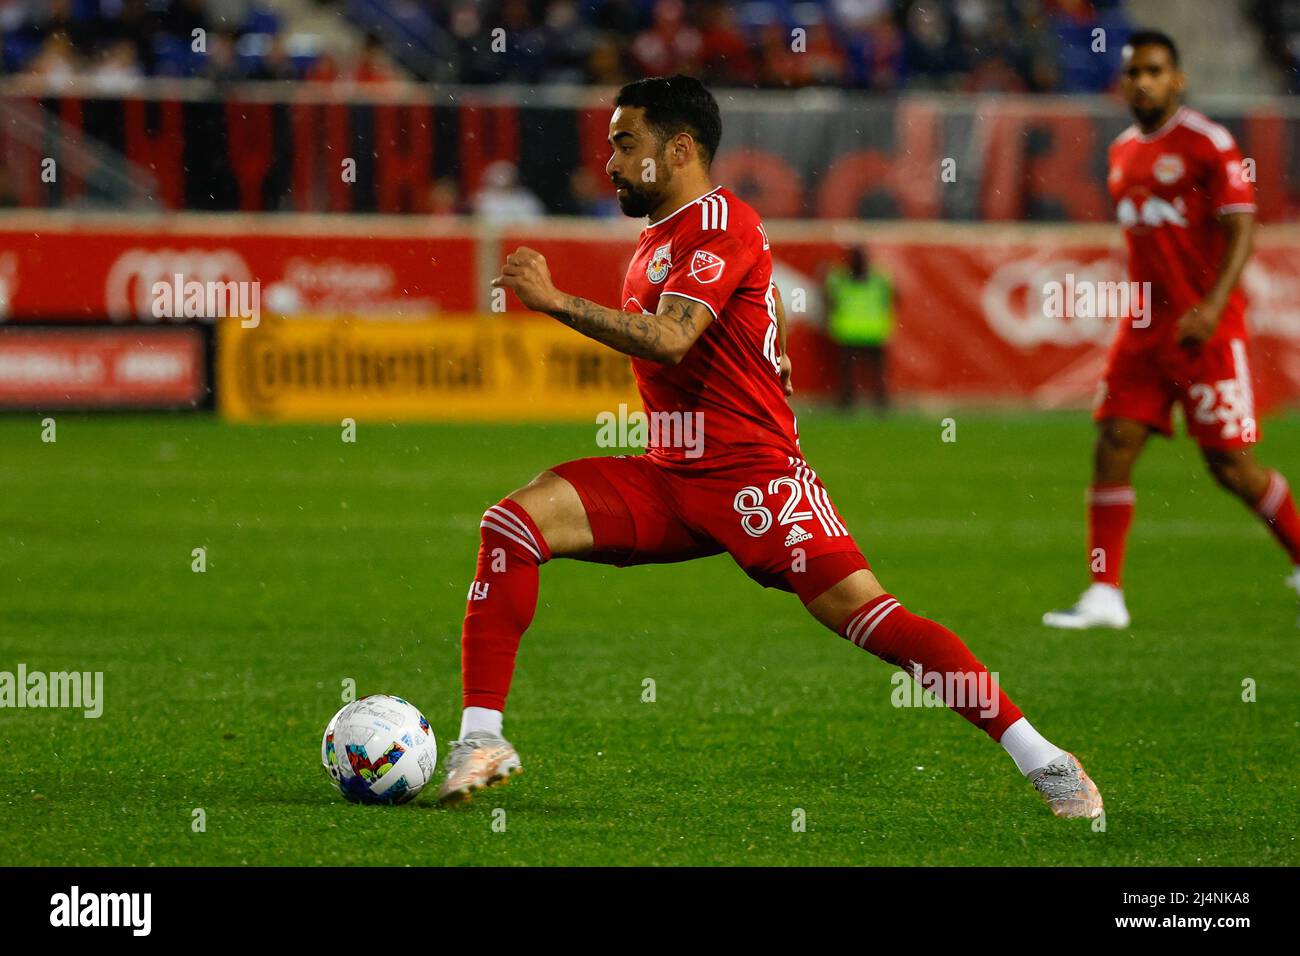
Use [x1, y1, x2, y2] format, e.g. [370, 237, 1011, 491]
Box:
[613, 158, 670, 218]
[1130, 97, 1173, 129]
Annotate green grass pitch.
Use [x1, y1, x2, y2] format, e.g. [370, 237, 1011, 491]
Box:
[2, 410, 1297, 866]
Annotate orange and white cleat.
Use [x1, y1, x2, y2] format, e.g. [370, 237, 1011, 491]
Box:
[437, 731, 523, 805]
[1029, 752, 1103, 819]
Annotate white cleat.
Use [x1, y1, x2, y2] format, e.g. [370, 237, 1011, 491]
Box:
[1042, 583, 1130, 630]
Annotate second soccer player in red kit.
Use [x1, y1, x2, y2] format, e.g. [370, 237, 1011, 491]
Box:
[441, 75, 1102, 819]
[1044, 31, 1300, 630]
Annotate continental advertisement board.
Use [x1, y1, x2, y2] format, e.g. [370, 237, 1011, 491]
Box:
[216, 315, 642, 422]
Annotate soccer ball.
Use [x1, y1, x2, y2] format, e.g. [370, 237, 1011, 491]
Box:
[320, 695, 438, 805]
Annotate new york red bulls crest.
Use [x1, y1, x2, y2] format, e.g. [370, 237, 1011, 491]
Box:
[646, 242, 672, 283]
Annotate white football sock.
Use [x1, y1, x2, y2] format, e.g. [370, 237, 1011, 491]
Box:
[1000, 717, 1067, 775]
[459, 706, 503, 739]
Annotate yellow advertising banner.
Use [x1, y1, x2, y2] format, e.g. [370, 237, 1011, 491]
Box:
[217, 315, 642, 422]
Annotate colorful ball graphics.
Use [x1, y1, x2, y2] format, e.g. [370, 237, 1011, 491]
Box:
[321, 695, 438, 804]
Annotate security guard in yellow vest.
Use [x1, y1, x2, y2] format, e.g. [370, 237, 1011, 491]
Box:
[825, 246, 894, 411]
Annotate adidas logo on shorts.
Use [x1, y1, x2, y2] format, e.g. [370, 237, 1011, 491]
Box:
[784, 524, 813, 547]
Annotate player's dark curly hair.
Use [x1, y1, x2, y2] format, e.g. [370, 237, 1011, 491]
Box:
[1123, 29, 1179, 66]
[615, 74, 722, 169]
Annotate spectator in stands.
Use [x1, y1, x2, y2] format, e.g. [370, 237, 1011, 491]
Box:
[955, 0, 1027, 92]
[586, 35, 630, 85]
[630, 0, 702, 79]
[305, 41, 344, 83]
[354, 32, 399, 84]
[1013, 0, 1063, 92]
[902, 0, 966, 89]
[757, 22, 800, 87]
[249, 33, 297, 81]
[540, 0, 597, 85]
[851, 8, 906, 90]
[792, 23, 851, 86]
[449, 1, 506, 85]
[202, 30, 242, 85]
[106, 0, 162, 76]
[31, 0, 96, 57]
[472, 160, 545, 224]
[496, 0, 547, 83]
[24, 30, 78, 80]
[91, 38, 145, 93]
[696, 2, 757, 88]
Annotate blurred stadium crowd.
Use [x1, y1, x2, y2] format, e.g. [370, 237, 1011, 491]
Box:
[0, 0, 397, 84]
[7, 0, 1294, 93]
[4, 1, 1299, 92]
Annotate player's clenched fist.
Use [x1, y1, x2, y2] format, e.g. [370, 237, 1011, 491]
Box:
[1175, 299, 1222, 347]
[491, 246, 561, 314]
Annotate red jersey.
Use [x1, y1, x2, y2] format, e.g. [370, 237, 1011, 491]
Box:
[620, 186, 797, 463]
[1107, 106, 1256, 351]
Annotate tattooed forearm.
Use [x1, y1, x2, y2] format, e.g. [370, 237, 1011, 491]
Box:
[547, 294, 706, 364]
[658, 296, 700, 340]
[547, 294, 664, 360]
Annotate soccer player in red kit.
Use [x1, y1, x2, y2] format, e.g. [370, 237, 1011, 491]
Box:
[1044, 31, 1300, 629]
[441, 75, 1102, 818]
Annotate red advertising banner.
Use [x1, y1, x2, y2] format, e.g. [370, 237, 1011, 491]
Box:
[500, 226, 1300, 411]
[2, 216, 1298, 409]
[0, 326, 206, 408]
[0, 218, 476, 320]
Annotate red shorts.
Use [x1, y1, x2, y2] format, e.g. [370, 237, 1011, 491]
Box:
[549, 450, 868, 605]
[1094, 335, 1259, 450]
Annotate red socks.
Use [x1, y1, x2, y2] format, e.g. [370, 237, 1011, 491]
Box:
[1085, 473, 1300, 585]
[1087, 484, 1135, 587]
[461, 500, 551, 711]
[841, 594, 1023, 741]
[1254, 471, 1300, 565]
